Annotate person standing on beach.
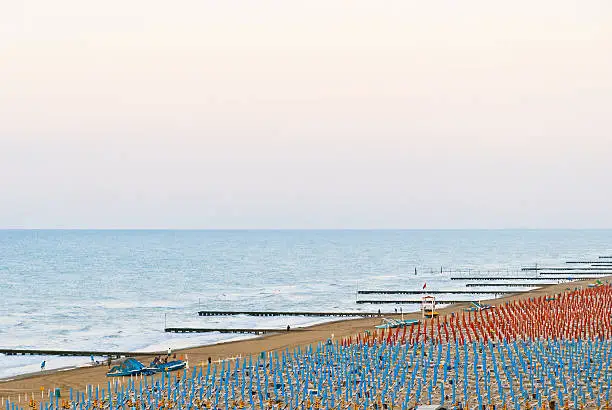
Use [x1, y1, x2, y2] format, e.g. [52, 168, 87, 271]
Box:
[167, 347, 172, 356]
[40, 361, 45, 371]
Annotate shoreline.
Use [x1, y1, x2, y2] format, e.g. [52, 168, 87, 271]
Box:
[1, 276, 607, 399]
[0, 316, 355, 384]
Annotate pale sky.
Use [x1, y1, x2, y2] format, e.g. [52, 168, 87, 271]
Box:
[1, 0, 611, 229]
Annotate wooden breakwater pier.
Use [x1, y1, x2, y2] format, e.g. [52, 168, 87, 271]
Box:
[197, 311, 382, 318]
[521, 267, 612, 272]
[0, 349, 157, 358]
[524, 270, 612, 275]
[464, 283, 547, 287]
[356, 299, 500, 305]
[357, 289, 526, 295]
[450, 276, 590, 281]
[164, 328, 307, 334]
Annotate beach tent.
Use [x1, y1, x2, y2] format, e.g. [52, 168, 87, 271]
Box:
[106, 357, 156, 377]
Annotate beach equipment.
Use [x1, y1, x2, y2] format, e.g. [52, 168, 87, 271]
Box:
[149, 359, 186, 373]
[106, 358, 156, 377]
[463, 301, 494, 312]
[421, 295, 436, 319]
[375, 318, 419, 329]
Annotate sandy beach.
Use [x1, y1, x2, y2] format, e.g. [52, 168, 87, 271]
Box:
[4, 0, 612, 405]
[1, 276, 606, 404]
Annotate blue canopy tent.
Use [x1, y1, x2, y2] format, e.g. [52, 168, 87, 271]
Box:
[106, 357, 156, 377]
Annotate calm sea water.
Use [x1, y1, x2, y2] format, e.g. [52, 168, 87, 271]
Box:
[1, 229, 611, 378]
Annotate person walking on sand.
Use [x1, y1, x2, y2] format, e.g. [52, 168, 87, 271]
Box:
[167, 347, 172, 356]
[40, 360, 45, 371]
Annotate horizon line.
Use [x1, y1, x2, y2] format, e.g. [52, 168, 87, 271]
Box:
[2, 228, 612, 231]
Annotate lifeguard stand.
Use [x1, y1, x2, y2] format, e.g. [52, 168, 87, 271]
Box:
[421, 295, 436, 319]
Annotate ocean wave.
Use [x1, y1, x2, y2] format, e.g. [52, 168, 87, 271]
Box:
[94, 300, 180, 309]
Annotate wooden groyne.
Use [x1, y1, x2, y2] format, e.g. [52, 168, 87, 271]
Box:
[451, 277, 578, 281]
[464, 283, 547, 288]
[357, 290, 524, 295]
[197, 311, 381, 318]
[164, 328, 306, 334]
[0, 349, 156, 358]
[528, 271, 612, 275]
[356, 299, 499, 305]
[521, 267, 612, 272]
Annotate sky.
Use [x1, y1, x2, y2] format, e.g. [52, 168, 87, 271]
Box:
[1, 0, 611, 229]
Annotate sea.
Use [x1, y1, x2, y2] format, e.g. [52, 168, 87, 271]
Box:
[1, 229, 611, 379]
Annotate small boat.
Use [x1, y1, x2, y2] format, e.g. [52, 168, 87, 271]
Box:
[106, 358, 157, 377]
[150, 360, 187, 372]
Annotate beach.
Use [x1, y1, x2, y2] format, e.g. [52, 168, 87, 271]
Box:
[4, 0, 612, 405]
[2, 276, 608, 408]
[5, 230, 608, 382]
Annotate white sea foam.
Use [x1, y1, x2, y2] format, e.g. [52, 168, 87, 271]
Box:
[0, 356, 104, 380]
